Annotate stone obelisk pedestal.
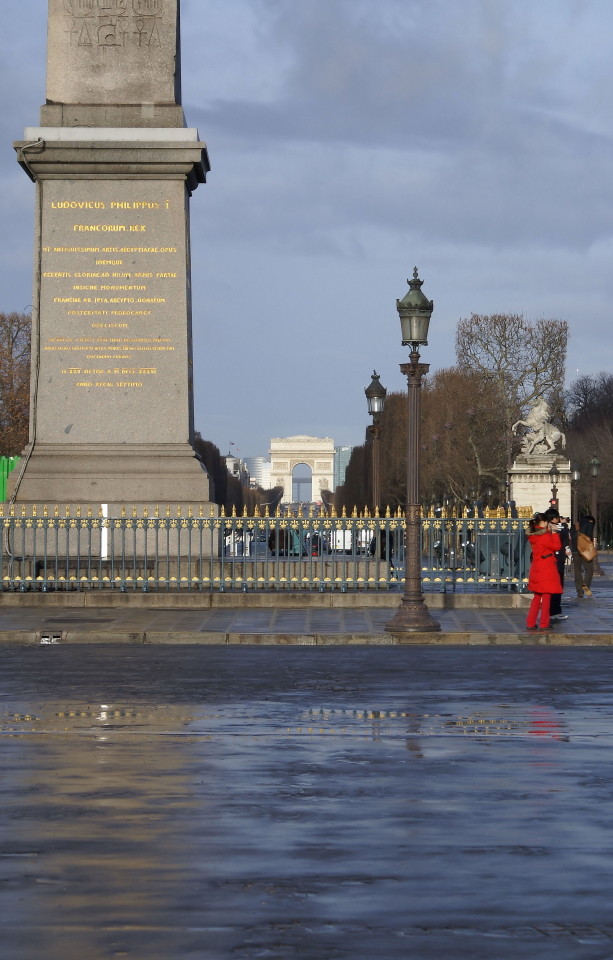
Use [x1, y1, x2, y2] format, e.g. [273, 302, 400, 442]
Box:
[11, 0, 214, 517]
[509, 457, 571, 518]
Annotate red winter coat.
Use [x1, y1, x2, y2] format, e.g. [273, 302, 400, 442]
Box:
[527, 530, 562, 594]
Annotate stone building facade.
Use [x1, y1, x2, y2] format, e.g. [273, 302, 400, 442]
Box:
[269, 436, 335, 504]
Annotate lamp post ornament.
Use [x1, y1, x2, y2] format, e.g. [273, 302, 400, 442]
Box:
[549, 462, 559, 508]
[589, 454, 604, 575]
[365, 371, 387, 510]
[386, 269, 440, 634]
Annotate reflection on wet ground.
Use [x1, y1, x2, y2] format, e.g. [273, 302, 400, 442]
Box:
[2, 645, 613, 959]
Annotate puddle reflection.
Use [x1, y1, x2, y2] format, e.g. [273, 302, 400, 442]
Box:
[2, 701, 212, 960]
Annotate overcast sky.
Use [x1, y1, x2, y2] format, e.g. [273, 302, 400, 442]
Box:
[2, 0, 613, 459]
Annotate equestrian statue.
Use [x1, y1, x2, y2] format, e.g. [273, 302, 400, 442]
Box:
[512, 398, 566, 455]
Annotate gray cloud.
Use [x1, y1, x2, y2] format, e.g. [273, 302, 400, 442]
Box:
[3, 0, 613, 457]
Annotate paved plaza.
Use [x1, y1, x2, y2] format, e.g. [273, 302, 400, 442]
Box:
[2, 645, 613, 959]
[0, 571, 612, 643]
[0, 599, 612, 643]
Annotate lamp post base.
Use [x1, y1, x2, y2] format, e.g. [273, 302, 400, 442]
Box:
[385, 596, 440, 634]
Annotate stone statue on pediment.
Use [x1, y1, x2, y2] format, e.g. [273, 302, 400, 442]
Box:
[512, 398, 566, 456]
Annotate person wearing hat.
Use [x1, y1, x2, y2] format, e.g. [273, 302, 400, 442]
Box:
[542, 507, 570, 620]
[526, 513, 563, 630]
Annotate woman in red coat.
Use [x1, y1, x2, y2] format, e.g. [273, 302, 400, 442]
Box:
[526, 514, 563, 630]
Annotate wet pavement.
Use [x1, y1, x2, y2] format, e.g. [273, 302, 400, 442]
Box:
[0, 558, 610, 645]
[0, 587, 612, 643]
[3, 644, 613, 959]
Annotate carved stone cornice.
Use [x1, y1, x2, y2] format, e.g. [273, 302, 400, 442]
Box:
[14, 135, 209, 192]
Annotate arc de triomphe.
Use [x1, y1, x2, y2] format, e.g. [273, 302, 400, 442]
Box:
[269, 436, 335, 504]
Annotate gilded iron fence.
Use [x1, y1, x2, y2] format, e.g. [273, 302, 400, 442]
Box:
[0, 508, 531, 593]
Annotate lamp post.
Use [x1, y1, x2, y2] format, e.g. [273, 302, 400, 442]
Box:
[589, 454, 601, 521]
[549, 462, 559, 508]
[365, 371, 387, 510]
[386, 268, 440, 634]
[589, 454, 603, 574]
[571, 461, 581, 519]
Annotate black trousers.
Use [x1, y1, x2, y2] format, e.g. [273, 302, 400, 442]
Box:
[550, 555, 566, 616]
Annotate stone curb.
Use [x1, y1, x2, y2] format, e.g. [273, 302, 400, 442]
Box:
[4, 630, 613, 646]
[0, 592, 530, 609]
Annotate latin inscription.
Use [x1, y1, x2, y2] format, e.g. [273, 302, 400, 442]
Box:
[40, 193, 182, 396]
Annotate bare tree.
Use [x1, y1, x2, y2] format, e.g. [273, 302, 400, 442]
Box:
[565, 372, 613, 432]
[456, 314, 568, 465]
[420, 367, 508, 504]
[337, 370, 510, 513]
[0, 312, 31, 457]
[565, 373, 613, 521]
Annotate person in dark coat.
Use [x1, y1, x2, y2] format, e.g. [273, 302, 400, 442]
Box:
[542, 508, 571, 619]
[526, 514, 563, 630]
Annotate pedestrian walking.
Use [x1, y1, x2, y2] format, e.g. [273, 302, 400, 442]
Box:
[526, 513, 563, 630]
[571, 514, 597, 598]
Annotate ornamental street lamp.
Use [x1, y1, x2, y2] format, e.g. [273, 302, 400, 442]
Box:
[365, 371, 387, 510]
[386, 268, 440, 634]
[589, 453, 603, 574]
[570, 461, 581, 519]
[549, 462, 560, 508]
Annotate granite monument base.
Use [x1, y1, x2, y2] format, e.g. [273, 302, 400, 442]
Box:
[7, 443, 213, 510]
[13, 127, 211, 512]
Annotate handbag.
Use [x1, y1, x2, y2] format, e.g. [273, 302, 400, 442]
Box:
[577, 532, 597, 562]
